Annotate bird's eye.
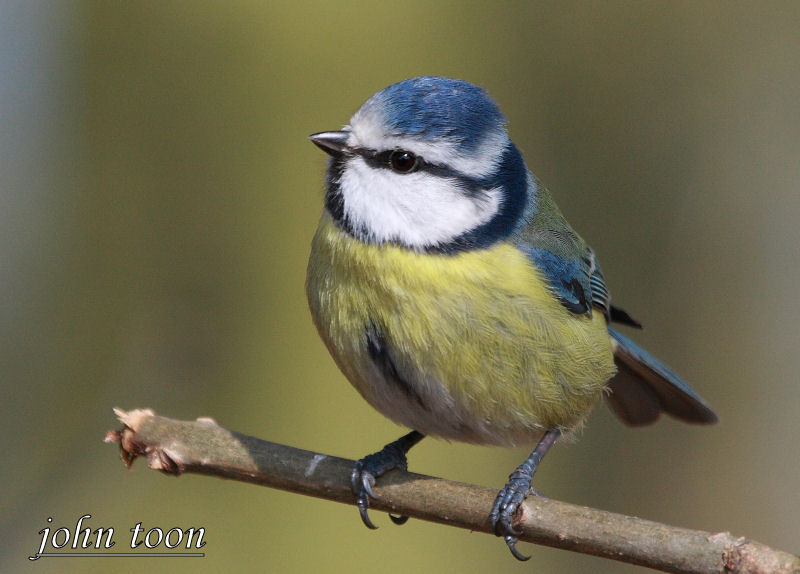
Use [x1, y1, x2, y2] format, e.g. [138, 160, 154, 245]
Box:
[389, 150, 419, 173]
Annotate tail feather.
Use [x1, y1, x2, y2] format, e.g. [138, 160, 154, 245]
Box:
[607, 327, 718, 426]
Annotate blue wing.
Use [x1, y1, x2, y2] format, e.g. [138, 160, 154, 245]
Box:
[514, 182, 715, 425]
[520, 240, 717, 425]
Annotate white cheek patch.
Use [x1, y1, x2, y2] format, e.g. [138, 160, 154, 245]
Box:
[340, 158, 502, 249]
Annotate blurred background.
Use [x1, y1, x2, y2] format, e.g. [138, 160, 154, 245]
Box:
[2, 2, 799, 573]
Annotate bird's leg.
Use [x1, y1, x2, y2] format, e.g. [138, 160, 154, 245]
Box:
[351, 430, 425, 529]
[489, 428, 561, 561]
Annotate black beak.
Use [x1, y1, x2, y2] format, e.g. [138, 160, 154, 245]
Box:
[309, 130, 350, 157]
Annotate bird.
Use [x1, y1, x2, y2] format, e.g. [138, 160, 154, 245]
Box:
[305, 76, 717, 560]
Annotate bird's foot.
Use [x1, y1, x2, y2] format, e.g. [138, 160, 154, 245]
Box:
[489, 466, 540, 561]
[351, 431, 424, 529]
[489, 428, 561, 561]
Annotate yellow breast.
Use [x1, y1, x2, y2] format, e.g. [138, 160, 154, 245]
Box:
[306, 212, 616, 446]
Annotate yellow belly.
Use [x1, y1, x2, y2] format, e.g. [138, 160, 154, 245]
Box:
[306, 213, 616, 446]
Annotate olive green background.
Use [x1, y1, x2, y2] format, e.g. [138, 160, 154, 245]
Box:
[3, 2, 799, 573]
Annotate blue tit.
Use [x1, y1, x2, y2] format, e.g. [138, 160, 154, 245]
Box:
[306, 76, 717, 560]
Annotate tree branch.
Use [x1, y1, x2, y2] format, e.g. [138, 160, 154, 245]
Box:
[105, 408, 798, 574]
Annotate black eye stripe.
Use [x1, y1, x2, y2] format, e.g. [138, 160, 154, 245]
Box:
[350, 146, 463, 180]
[351, 147, 424, 172]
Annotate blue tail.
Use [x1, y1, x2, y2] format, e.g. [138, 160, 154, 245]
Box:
[607, 327, 717, 426]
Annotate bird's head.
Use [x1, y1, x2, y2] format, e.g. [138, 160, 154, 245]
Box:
[310, 76, 532, 252]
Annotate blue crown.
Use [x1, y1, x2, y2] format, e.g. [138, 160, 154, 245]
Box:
[363, 76, 506, 150]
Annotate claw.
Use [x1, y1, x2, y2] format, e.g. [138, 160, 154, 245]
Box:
[356, 492, 379, 529]
[505, 535, 531, 561]
[352, 461, 379, 528]
[389, 514, 409, 525]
